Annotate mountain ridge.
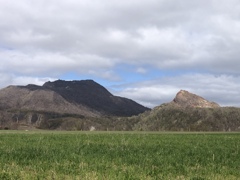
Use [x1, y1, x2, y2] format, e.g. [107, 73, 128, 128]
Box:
[0, 83, 239, 131]
[0, 79, 149, 117]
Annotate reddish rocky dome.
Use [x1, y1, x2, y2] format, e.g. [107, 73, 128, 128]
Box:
[172, 90, 220, 108]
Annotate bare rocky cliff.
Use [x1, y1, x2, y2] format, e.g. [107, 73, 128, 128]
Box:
[171, 90, 220, 108]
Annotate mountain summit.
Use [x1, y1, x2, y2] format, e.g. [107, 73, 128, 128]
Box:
[0, 80, 149, 117]
[41, 79, 150, 116]
[172, 90, 220, 108]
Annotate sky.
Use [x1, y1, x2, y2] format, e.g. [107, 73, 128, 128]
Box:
[1, 0, 240, 108]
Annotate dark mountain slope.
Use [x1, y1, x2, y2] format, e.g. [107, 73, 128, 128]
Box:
[42, 80, 149, 116]
[0, 79, 149, 117]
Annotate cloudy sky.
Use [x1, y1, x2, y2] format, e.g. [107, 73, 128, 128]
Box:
[1, 0, 240, 108]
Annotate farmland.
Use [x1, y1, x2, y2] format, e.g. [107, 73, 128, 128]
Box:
[0, 131, 239, 179]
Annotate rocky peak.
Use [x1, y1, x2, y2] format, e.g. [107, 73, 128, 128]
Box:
[43, 79, 113, 99]
[43, 79, 100, 89]
[172, 90, 220, 108]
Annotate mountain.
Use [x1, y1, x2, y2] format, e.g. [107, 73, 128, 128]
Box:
[0, 79, 149, 117]
[0, 80, 149, 130]
[1, 86, 239, 131]
[41, 80, 149, 116]
[171, 90, 220, 108]
[131, 90, 240, 131]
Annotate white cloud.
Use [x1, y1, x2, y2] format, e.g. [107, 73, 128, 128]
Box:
[113, 74, 240, 108]
[136, 67, 147, 74]
[0, 0, 240, 108]
[11, 76, 56, 86]
[1, 0, 240, 74]
[0, 73, 55, 88]
[0, 50, 116, 76]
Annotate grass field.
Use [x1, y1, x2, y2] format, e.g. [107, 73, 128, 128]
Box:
[0, 131, 239, 179]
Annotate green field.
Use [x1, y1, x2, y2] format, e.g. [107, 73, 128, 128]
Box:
[0, 131, 239, 179]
